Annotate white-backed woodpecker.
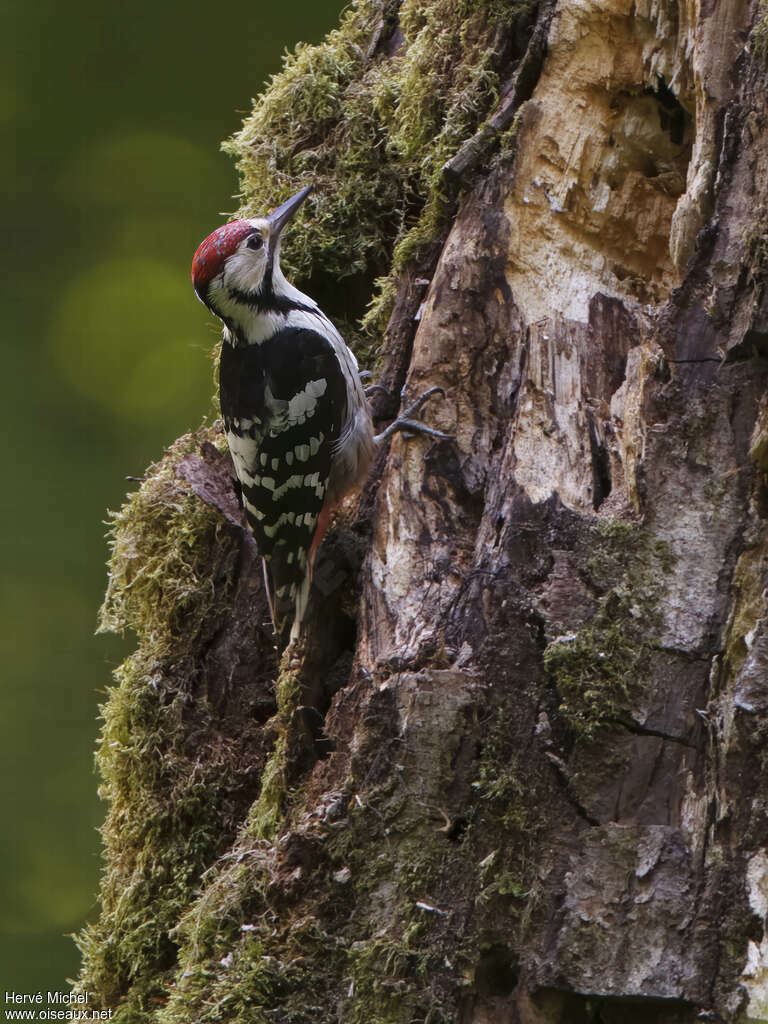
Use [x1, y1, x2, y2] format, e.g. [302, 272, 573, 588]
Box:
[192, 186, 448, 641]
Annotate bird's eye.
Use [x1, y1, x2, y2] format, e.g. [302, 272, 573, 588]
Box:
[246, 233, 264, 251]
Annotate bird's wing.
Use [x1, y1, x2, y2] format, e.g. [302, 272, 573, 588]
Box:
[220, 327, 348, 629]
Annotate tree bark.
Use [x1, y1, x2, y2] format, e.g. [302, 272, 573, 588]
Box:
[77, 1, 768, 1022]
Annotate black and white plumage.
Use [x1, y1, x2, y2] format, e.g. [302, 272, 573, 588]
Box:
[191, 187, 375, 640]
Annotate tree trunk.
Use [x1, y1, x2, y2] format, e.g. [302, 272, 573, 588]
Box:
[76, 1, 768, 1022]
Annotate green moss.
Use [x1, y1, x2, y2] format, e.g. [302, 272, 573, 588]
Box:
[750, 396, 768, 476]
[74, 659, 227, 1013]
[346, 936, 430, 1024]
[225, 0, 534, 345]
[544, 604, 642, 737]
[244, 654, 303, 839]
[470, 709, 541, 913]
[78, 5, 547, 1018]
[143, 685, 545, 1024]
[147, 655, 550, 1024]
[544, 523, 672, 738]
[160, 748, 462, 1023]
[595, 518, 636, 544]
[652, 539, 677, 573]
[162, 905, 347, 1024]
[744, 200, 768, 289]
[98, 428, 234, 657]
[471, 713, 528, 823]
[752, 0, 768, 62]
[74, 428, 267, 1018]
[722, 544, 768, 679]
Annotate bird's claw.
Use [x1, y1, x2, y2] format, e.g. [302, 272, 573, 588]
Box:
[397, 386, 446, 421]
[374, 385, 452, 444]
[393, 420, 453, 440]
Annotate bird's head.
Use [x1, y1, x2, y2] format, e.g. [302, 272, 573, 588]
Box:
[191, 185, 313, 314]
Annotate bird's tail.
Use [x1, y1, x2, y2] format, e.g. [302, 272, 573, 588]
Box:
[265, 547, 312, 646]
[289, 571, 312, 644]
[265, 507, 332, 644]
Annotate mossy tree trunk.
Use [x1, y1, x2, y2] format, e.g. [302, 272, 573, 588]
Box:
[76, 1, 768, 1021]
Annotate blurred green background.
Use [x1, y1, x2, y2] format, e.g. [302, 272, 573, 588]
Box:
[2, 0, 344, 996]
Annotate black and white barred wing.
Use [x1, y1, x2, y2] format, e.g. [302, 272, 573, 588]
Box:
[219, 327, 347, 622]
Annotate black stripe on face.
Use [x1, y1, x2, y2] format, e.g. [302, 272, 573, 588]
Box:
[225, 285, 316, 317]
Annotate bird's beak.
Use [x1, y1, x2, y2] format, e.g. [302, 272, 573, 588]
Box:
[267, 185, 313, 243]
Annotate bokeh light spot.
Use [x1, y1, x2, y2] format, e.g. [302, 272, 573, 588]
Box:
[48, 256, 215, 433]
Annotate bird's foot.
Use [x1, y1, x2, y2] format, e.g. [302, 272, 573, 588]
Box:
[359, 369, 391, 400]
[374, 386, 453, 444]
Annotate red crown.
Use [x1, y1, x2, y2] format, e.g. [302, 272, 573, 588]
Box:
[191, 220, 254, 288]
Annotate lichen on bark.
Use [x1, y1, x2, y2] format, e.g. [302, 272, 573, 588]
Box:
[76, 0, 768, 1021]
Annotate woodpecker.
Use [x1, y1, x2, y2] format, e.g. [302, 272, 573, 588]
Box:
[192, 186, 447, 642]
